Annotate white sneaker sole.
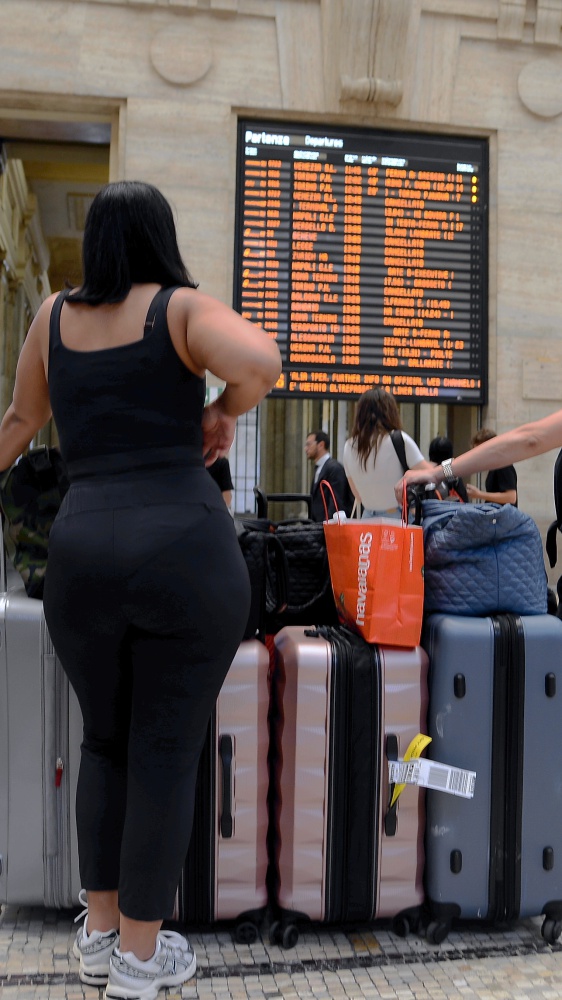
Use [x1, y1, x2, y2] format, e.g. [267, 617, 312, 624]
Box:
[104, 951, 197, 1000]
[72, 940, 113, 986]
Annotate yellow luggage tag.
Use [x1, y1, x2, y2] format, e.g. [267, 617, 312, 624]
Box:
[389, 733, 432, 808]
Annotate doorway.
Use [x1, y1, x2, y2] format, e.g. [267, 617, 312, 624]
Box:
[0, 108, 114, 441]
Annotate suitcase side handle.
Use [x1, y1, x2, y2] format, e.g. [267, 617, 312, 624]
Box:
[384, 734, 399, 837]
[219, 734, 234, 839]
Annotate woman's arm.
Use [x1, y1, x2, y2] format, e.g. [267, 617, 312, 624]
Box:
[171, 290, 282, 462]
[411, 459, 436, 472]
[395, 410, 562, 501]
[176, 289, 282, 412]
[0, 302, 52, 471]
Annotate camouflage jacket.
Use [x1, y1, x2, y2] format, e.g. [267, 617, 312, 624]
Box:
[0, 446, 69, 599]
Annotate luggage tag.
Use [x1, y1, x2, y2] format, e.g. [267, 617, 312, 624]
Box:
[389, 733, 432, 808]
[388, 755, 476, 799]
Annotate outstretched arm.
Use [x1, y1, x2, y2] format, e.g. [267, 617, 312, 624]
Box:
[0, 300, 52, 471]
[395, 410, 562, 501]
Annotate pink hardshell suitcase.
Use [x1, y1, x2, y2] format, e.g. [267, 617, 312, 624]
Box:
[177, 638, 269, 942]
[270, 624, 428, 946]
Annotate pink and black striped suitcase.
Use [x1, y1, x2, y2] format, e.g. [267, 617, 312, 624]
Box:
[270, 624, 428, 946]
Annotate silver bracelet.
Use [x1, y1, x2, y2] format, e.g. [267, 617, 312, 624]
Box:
[441, 458, 456, 484]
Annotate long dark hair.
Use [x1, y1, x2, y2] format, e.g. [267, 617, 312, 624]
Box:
[67, 181, 197, 305]
[351, 388, 402, 470]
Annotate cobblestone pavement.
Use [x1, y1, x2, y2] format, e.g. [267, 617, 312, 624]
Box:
[3, 906, 562, 999]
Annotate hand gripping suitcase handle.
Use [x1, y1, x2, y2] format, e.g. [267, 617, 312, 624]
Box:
[219, 734, 234, 839]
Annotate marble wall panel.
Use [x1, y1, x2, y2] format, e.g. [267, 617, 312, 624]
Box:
[0, 2, 87, 94]
[123, 98, 239, 302]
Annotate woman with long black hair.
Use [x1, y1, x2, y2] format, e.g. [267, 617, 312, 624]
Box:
[0, 181, 281, 1000]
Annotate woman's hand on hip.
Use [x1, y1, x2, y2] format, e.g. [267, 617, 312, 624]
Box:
[202, 400, 236, 466]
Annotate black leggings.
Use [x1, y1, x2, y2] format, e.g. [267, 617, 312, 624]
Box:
[43, 463, 250, 921]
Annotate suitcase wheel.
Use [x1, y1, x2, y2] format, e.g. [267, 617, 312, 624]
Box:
[281, 923, 299, 949]
[542, 918, 562, 946]
[269, 919, 299, 949]
[268, 920, 282, 946]
[426, 920, 450, 945]
[234, 919, 259, 944]
[391, 909, 421, 938]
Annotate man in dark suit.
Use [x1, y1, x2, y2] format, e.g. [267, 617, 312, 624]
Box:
[305, 430, 354, 521]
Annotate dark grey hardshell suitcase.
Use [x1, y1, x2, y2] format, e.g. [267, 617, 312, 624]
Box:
[423, 612, 562, 944]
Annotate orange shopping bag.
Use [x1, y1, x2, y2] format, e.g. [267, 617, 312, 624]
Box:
[320, 481, 424, 648]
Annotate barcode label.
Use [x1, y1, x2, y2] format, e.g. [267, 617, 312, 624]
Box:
[388, 757, 476, 799]
[448, 768, 476, 797]
[427, 766, 449, 789]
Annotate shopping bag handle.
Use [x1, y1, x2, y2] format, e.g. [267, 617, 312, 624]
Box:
[320, 479, 338, 522]
[401, 483, 409, 525]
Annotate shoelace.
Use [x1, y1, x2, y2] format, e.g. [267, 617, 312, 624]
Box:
[156, 930, 190, 961]
[74, 888, 88, 925]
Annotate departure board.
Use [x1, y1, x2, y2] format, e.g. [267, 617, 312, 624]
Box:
[234, 121, 488, 402]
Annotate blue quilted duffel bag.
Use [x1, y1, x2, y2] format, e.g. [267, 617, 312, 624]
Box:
[421, 499, 548, 616]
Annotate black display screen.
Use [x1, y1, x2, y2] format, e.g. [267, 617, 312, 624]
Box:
[234, 120, 488, 403]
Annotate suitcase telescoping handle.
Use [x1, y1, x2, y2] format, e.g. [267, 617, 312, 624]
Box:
[254, 486, 312, 520]
[219, 734, 234, 839]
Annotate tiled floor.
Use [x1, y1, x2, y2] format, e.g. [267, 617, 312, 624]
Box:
[3, 906, 562, 999]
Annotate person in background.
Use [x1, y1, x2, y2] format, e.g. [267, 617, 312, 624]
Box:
[207, 454, 233, 511]
[343, 388, 433, 518]
[428, 435, 469, 502]
[305, 430, 354, 521]
[0, 180, 281, 1000]
[465, 428, 518, 506]
[394, 415, 555, 510]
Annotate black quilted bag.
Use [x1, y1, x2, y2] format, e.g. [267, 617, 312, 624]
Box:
[237, 514, 338, 635]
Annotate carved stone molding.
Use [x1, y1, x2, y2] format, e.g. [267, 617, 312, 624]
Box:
[498, 0, 527, 42]
[150, 24, 213, 85]
[31, 0, 269, 12]
[335, 0, 416, 109]
[518, 56, 562, 116]
[536, 0, 562, 45]
[340, 74, 402, 106]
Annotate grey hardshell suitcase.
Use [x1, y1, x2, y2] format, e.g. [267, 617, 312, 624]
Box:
[423, 612, 562, 944]
[0, 539, 82, 906]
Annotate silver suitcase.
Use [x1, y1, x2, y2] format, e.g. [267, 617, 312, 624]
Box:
[0, 539, 82, 906]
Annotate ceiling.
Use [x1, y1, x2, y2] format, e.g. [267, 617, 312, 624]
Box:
[0, 117, 110, 293]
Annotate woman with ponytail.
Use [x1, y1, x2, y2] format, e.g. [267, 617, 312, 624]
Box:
[343, 388, 432, 517]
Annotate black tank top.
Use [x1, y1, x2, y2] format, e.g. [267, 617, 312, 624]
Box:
[48, 286, 205, 468]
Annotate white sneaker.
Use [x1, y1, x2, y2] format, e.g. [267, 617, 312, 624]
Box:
[104, 930, 197, 1000]
[73, 890, 120, 985]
